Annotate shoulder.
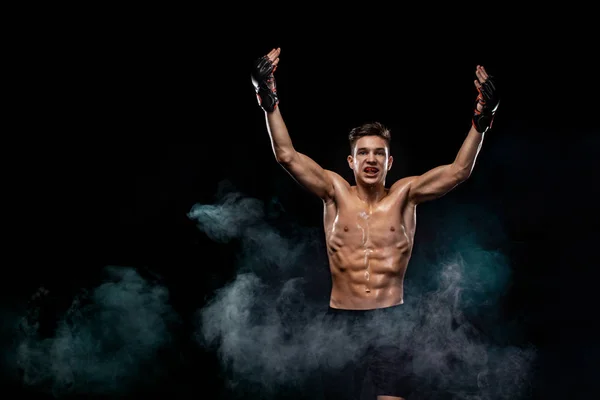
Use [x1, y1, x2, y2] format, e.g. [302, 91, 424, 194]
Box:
[322, 170, 351, 205]
[390, 176, 417, 194]
[325, 170, 351, 189]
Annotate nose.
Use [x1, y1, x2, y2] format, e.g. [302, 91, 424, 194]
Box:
[366, 153, 376, 163]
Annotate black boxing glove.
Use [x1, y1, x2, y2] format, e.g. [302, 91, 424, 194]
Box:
[472, 76, 500, 133]
[251, 55, 279, 112]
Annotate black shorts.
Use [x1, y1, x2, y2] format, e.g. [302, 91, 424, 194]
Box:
[318, 304, 416, 400]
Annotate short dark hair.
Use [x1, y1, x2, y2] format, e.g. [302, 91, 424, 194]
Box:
[348, 121, 391, 153]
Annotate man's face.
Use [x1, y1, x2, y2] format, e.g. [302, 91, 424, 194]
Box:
[347, 136, 393, 185]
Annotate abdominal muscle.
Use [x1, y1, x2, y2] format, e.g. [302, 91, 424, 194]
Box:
[329, 253, 409, 310]
[325, 206, 414, 310]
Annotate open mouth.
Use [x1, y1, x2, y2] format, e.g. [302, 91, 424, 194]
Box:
[364, 167, 379, 174]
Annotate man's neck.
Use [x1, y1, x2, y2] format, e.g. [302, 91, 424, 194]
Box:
[355, 183, 387, 205]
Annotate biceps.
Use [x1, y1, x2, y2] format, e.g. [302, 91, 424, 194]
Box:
[280, 152, 335, 200]
[409, 164, 464, 204]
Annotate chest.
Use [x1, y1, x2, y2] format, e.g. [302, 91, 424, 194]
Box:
[327, 204, 407, 244]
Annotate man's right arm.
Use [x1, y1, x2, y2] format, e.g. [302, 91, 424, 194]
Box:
[265, 107, 335, 202]
[252, 48, 335, 202]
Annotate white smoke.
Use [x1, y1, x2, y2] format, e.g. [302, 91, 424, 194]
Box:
[189, 180, 537, 399]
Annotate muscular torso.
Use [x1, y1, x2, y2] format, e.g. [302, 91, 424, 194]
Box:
[324, 175, 417, 310]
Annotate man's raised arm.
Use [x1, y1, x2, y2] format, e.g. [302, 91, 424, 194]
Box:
[252, 48, 335, 202]
[406, 65, 500, 205]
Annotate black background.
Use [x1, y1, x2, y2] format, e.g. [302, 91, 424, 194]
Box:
[4, 7, 599, 399]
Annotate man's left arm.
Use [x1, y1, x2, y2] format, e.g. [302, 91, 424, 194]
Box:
[407, 65, 499, 205]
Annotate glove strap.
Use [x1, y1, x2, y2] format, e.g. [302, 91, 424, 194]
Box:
[256, 76, 279, 112]
[472, 108, 495, 134]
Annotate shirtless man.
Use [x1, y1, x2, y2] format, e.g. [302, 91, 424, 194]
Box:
[251, 48, 499, 400]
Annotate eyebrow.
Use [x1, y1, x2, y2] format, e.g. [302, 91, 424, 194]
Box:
[356, 147, 386, 151]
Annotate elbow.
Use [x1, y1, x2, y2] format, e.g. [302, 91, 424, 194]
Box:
[275, 150, 296, 165]
[452, 164, 472, 183]
[457, 169, 471, 183]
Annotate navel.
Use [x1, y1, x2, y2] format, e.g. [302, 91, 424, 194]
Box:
[344, 226, 349, 232]
[390, 226, 395, 232]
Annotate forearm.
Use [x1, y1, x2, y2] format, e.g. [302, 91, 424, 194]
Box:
[451, 88, 490, 176]
[452, 125, 484, 177]
[265, 107, 296, 163]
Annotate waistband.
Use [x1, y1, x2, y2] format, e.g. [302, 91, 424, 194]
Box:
[326, 302, 404, 317]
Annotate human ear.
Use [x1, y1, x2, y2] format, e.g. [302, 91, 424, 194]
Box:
[347, 155, 354, 169]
